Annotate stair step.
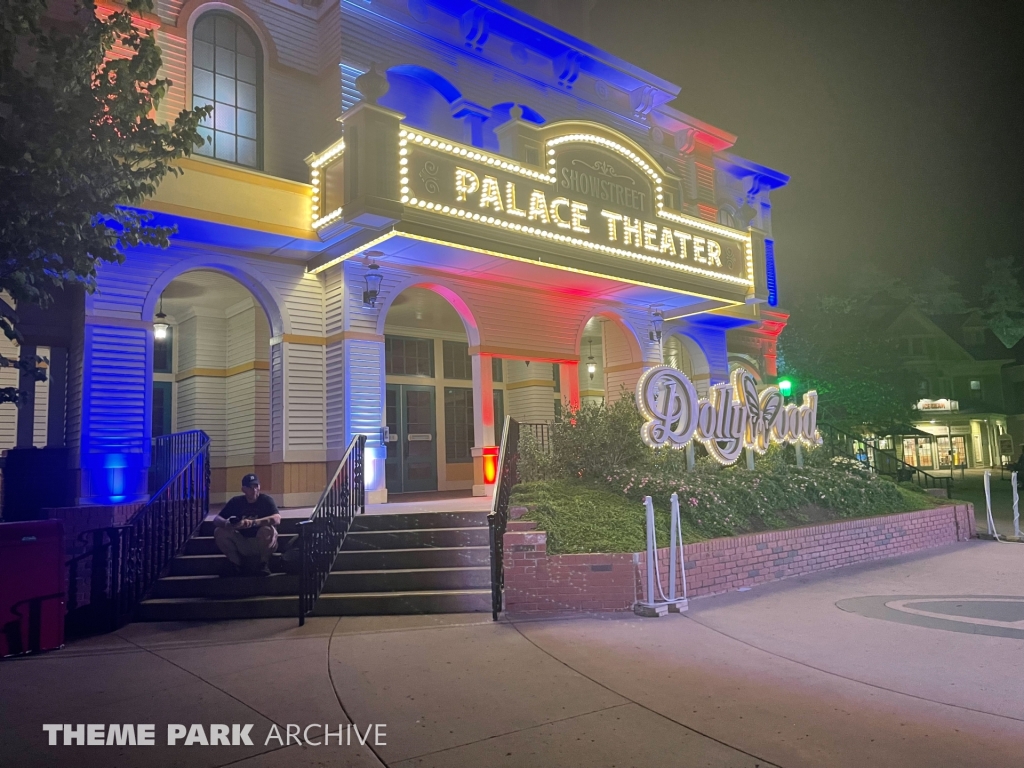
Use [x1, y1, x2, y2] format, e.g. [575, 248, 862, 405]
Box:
[169, 554, 275, 576]
[342, 527, 488, 550]
[313, 589, 492, 616]
[506, 520, 537, 531]
[334, 546, 490, 570]
[183, 534, 298, 556]
[199, 518, 306, 537]
[325, 566, 490, 593]
[151, 573, 299, 599]
[350, 511, 488, 531]
[150, 565, 490, 599]
[137, 595, 299, 621]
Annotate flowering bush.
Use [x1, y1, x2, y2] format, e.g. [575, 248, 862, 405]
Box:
[595, 462, 910, 539]
[512, 397, 935, 547]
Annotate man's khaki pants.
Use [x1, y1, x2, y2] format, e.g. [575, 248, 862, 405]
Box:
[214, 526, 278, 566]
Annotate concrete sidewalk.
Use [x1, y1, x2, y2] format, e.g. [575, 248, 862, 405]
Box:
[2, 539, 1023, 767]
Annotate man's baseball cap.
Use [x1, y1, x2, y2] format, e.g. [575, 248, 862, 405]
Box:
[241, 473, 260, 488]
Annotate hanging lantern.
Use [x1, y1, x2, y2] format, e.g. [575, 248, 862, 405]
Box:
[154, 297, 169, 340]
[586, 339, 596, 380]
[648, 308, 664, 344]
[363, 251, 384, 307]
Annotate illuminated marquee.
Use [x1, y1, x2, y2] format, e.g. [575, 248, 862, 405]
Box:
[399, 129, 753, 287]
[636, 366, 820, 465]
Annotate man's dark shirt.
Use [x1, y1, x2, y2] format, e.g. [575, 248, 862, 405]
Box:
[218, 494, 279, 538]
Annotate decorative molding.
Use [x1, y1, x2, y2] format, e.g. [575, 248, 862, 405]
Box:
[281, 333, 328, 346]
[327, 330, 385, 345]
[175, 360, 269, 381]
[506, 379, 557, 390]
[468, 345, 580, 363]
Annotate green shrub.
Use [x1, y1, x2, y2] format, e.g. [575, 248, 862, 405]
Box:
[510, 480, 703, 554]
[518, 395, 647, 482]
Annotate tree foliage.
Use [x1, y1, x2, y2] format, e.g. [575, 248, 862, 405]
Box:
[778, 296, 914, 433]
[0, 0, 208, 402]
[980, 257, 1024, 348]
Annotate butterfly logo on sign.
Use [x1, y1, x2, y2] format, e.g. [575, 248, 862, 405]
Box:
[636, 366, 820, 465]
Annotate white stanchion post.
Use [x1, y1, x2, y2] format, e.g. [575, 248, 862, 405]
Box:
[1013, 471, 1020, 539]
[668, 493, 678, 602]
[670, 493, 689, 613]
[637, 496, 666, 616]
[636, 496, 689, 617]
[794, 442, 804, 468]
[984, 469, 999, 540]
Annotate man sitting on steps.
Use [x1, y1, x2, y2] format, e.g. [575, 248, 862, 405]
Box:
[213, 474, 281, 577]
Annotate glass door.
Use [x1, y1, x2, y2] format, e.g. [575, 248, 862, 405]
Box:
[385, 384, 438, 494]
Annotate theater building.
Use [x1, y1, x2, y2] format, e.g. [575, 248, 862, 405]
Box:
[9, 0, 790, 509]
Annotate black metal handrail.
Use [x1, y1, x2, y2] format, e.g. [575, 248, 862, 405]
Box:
[488, 416, 520, 621]
[520, 422, 551, 453]
[66, 431, 210, 636]
[149, 430, 208, 493]
[298, 434, 365, 626]
[818, 422, 953, 497]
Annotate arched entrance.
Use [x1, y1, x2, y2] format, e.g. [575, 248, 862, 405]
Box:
[152, 270, 272, 503]
[381, 285, 485, 495]
[665, 332, 712, 396]
[573, 311, 646, 405]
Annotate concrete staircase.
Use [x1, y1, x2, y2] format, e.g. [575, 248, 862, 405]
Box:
[137, 511, 492, 621]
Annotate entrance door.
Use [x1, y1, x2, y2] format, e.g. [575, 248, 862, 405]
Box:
[385, 384, 438, 494]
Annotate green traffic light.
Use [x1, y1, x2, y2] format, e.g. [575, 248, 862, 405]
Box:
[778, 378, 793, 397]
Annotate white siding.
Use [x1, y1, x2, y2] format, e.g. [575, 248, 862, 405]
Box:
[0, 334, 18, 449]
[284, 343, 325, 451]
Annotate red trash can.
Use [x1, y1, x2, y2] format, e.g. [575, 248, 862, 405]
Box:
[0, 520, 65, 657]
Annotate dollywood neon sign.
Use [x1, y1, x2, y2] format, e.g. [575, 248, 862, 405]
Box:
[636, 366, 821, 465]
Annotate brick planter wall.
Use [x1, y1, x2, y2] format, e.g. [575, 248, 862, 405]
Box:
[503, 504, 974, 614]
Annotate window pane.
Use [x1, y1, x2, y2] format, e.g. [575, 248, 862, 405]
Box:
[194, 126, 214, 155]
[215, 15, 235, 47]
[237, 138, 257, 168]
[193, 68, 214, 99]
[214, 74, 235, 105]
[194, 18, 214, 43]
[236, 27, 256, 57]
[215, 102, 236, 133]
[385, 336, 433, 376]
[237, 54, 257, 84]
[215, 46, 235, 77]
[153, 328, 173, 373]
[237, 109, 256, 139]
[493, 389, 505, 444]
[443, 341, 472, 380]
[237, 81, 256, 111]
[445, 387, 474, 462]
[193, 96, 213, 127]
[215, 131, 235, 162]
[194, 40, 214, 70]
[492, 357, 503, 382]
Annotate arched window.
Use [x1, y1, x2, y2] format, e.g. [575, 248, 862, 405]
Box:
[192, 13, 262, 168]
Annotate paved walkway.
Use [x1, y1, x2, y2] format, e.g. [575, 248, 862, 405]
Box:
[3, 539, 1023, 767]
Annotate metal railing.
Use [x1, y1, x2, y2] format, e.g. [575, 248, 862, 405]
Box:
[488, 416, 520, 621]
[298, 434, 365, 625]
[149, 430, 209, 493]
[66, 431, 210, 636]
[520, 422, 551, 453]
[818, 422, 953, 497]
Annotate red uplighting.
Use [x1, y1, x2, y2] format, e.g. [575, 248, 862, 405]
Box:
[482, 446, 499, 484]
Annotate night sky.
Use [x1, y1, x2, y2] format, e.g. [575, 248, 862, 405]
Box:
[517, 1, 1024, 305]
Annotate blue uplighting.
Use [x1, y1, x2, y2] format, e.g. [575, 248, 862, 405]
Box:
[765, 239, 778, 307]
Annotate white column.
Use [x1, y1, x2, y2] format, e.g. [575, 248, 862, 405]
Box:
[471, 353, 495, 496]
